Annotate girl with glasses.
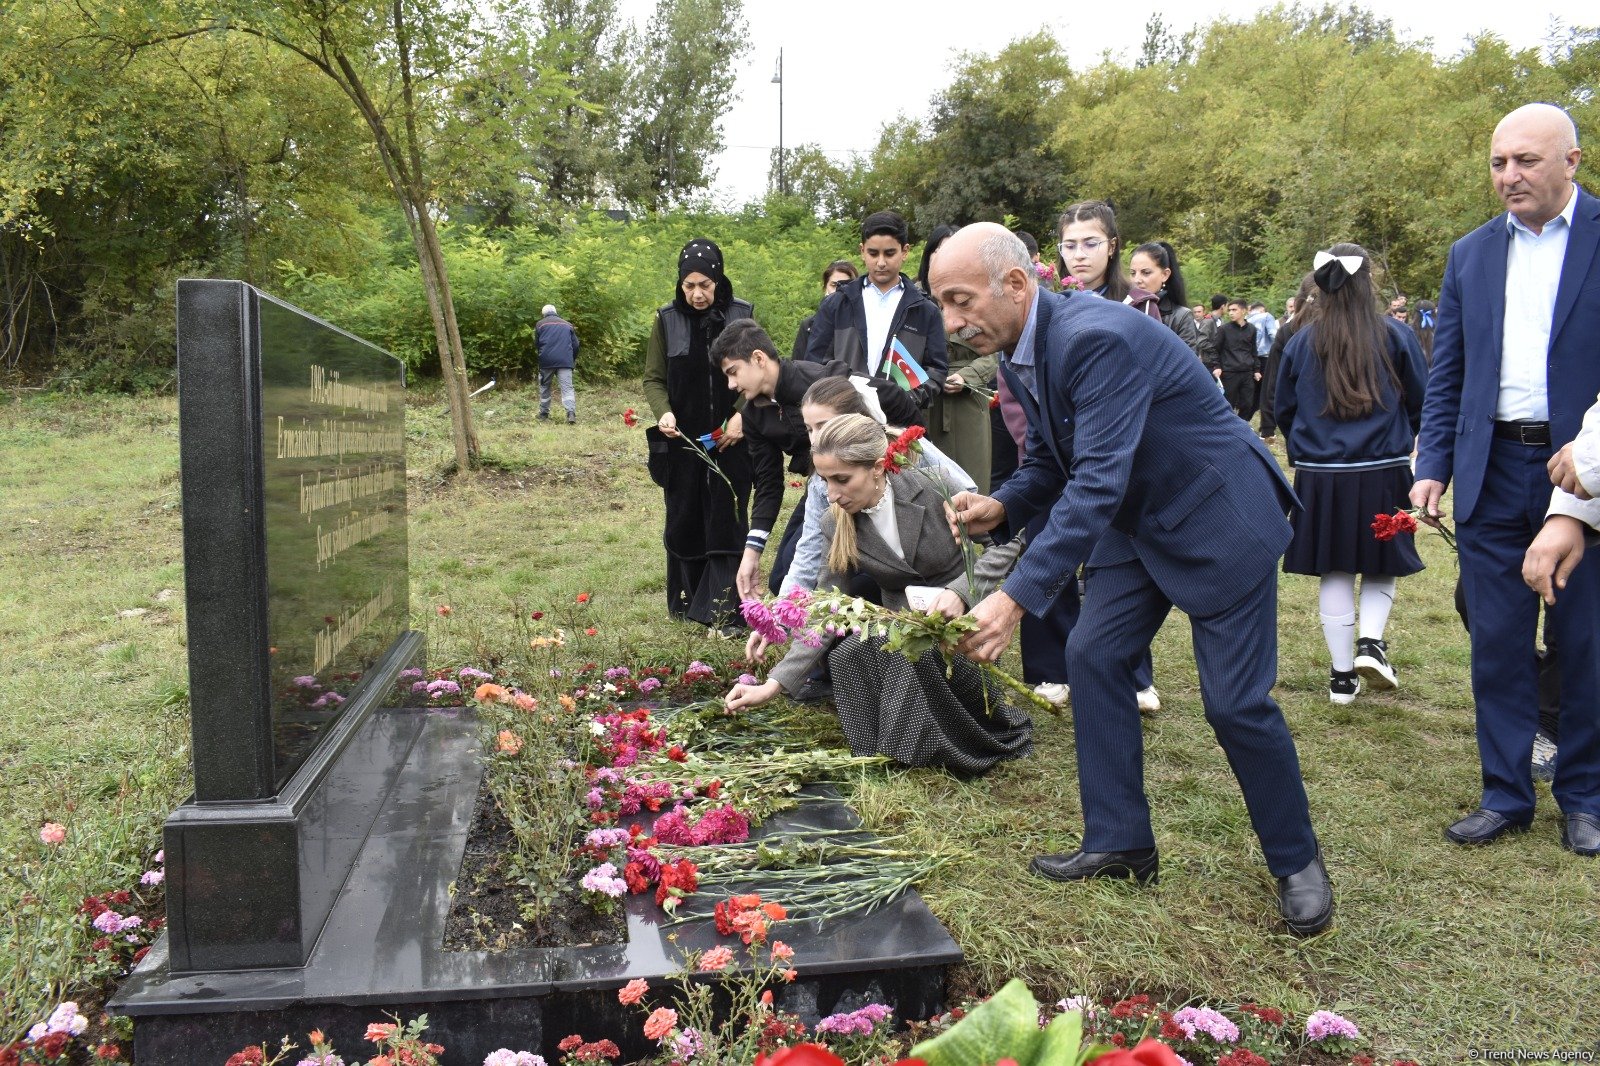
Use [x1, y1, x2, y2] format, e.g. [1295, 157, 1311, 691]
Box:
[1055, 200, 1159, 319]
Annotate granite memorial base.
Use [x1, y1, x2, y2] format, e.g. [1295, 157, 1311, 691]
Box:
[112, 708, 962, 1063]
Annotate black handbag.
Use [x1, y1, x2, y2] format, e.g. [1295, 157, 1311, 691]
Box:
[644, 426, 672, 488]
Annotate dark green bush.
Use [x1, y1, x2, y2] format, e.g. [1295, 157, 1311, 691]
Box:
[278, 211, 859, 384]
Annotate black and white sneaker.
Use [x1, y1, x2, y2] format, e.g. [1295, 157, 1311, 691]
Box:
[1329, 669, 1360, 705]
[1353, 637, 1398, 690]
[1532, 729, 1558, 783]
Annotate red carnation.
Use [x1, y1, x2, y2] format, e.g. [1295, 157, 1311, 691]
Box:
[623, 408, 639, 428]
[1093, 1039, 1187, 1065]
[558, 1035, 584, 1052]
[754, 1046, 847, 1066]
[884, 425, 927, 473]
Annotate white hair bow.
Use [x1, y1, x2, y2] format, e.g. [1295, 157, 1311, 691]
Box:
[1313, 250, 1363, 275]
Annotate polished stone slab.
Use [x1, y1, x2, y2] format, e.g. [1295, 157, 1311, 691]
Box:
[115, 708, 962, 1063]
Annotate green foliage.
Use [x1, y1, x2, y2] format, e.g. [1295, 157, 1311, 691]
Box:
[279, 210, 857, 382]
[910, 980, 1094, 1066]
[911, 33, 1078, 238]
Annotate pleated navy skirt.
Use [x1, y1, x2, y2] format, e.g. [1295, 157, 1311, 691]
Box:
[1283, 464, 1425, 577]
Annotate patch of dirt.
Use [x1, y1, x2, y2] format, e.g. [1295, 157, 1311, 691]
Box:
[442, 783, 625, 952]
[416, 462, 614, 499]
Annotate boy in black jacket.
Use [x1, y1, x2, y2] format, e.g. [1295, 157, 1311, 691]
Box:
[803, 209, 947, 408]
[1207, 298, 1265, 421]
[712, 318, 923, 599]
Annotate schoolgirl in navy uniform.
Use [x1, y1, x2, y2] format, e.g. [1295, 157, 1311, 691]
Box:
[1275, 242, 1430, 703]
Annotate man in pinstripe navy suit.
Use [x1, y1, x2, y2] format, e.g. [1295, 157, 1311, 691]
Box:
[930, 222, 1333, 935]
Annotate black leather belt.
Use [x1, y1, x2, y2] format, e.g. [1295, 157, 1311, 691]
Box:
[1493, 420, 1551, 446]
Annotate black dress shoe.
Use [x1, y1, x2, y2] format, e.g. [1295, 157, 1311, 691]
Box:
[1277, 851, 1334, 936]
[1030, 848, 1158, 884]
[1561, 812, 1600, 857]
[1444, 807, 1531, 845]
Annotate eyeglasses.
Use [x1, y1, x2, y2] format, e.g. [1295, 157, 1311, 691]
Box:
[1058, 238, 1110, 254]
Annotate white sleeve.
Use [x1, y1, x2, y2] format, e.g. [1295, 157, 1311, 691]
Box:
[1548, 393, 1600, 528]
[778, 478, 828, 597]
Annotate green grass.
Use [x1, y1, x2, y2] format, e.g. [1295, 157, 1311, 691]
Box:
[2, 384, 1596, 1059]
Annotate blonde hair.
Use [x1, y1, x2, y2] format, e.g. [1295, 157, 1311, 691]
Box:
[813, 413, 894, 574]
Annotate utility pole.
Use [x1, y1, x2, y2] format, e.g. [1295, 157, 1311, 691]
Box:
[771, 48, 785, 196]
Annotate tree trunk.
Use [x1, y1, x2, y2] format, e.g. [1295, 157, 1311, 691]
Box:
[412, 202, 479, 469]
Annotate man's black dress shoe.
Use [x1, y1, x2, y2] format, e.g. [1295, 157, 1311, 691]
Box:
[1030, 848, 1158, 884]
[1444, 808, 1531, 845]
[1277, 851, 1334, 936]
[1561, 812, 1600, 857]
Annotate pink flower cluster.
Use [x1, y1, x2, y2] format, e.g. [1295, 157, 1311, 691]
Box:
[592, 708, 666, 768]
[814, 1003, 893, 1037]
[741, 591, 817, 646]
[652, 803, 750, 846]
[1172, 1006, 1239, 1043]
[584, 828, 629, 850]
[1305, 1010, 1360, 1042]
[92, 909, 144, 934]
[482, 1051, 546, 1066]
[26, 1001, 89, 1042]
[580, 862, 627, 898]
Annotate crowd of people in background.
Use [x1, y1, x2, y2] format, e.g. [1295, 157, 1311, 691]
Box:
[531, 100, 1598, 935]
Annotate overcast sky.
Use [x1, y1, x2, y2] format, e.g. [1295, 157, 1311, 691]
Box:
[616, 0, 1580, 207]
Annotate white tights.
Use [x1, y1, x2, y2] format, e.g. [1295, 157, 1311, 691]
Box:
[1318, 572, 1397, 671]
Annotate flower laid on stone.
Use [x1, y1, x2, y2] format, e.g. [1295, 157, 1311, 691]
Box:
[713, 893, 787, 945]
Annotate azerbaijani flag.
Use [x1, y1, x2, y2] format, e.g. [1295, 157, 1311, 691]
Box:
[885, 338, 929, 391]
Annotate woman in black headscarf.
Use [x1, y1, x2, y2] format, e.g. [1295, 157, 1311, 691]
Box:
[642, 239, 755, 626]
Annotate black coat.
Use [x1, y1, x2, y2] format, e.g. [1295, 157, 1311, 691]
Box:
[802, 274, 948, 407]
[742, 359, 923, 535]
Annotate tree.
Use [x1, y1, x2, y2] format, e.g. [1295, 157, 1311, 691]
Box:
[0, 1, 380, 384]
[527, 0, 634, 209]
[615, 0, 749, 210]
[908, 32, 1077, 238]
[106, 0, 587, 470]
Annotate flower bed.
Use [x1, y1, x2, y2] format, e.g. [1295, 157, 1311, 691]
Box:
[24, 607, 1425, 1062]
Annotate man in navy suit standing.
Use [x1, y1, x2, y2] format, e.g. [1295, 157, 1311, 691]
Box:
[1412, 103, 1600, 857]
[929, 223, 1333, 935]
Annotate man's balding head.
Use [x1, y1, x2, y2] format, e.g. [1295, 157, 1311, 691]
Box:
[927, 223, 1036, 356]
[1491, 103, 1582, 230]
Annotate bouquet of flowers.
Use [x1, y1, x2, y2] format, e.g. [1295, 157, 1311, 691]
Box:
[742, 588, 1055, 714]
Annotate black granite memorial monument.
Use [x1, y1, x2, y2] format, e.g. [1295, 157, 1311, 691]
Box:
[112, 281, 960, 1063]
